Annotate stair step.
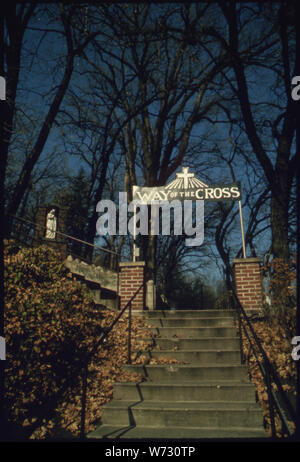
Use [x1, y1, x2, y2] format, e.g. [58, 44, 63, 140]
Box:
[113, 381, 256, 402]
[124, 364, 249, 381]
[89, 308, 266, 439]
[133, 349, 241, 364]
[88, 424, 267, 440]
[101, 400, 263, 428]
[136, 310, 236, 318]
[145, 326, 238, 338]
[146, 337, 240, 350]
[146, 317, 234, 327]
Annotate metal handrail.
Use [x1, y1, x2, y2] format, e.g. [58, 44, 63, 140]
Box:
[231, 286, 296, 438]
[7, 213, 118, 256]
[7, 213, 120, 305]
[79, 280, 145, 439]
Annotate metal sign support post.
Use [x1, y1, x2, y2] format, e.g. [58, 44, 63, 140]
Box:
[238, 200, 246, 258]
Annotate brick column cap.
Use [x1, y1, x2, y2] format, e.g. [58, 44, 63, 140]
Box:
[233, 258, 261, 264]
[119, 261, 146, 267]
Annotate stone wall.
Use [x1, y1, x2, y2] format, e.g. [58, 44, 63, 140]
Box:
[65, 255, 117, 292]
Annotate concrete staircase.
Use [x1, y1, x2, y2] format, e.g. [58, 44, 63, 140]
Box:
[88, 309, 267, 440]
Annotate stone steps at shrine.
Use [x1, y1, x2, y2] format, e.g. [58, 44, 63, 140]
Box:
[132, 349, 241, 364]
[87, 425, 267, 440]
[140, 337, 240, 350]
[88, 309, 267, 440]
[99, 400, 263, 428]
[144, 326, 238, 338]
[145, 317, 234, 327]
[112, 381, 257, 402]
[144, 310, 236, 318]
[123, 364, 249, 381]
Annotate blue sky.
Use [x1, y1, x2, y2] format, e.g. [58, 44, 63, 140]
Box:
[9, 3, 294, 286]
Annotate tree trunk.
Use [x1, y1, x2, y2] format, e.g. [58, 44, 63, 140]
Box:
[6, 51, 75, 224]
[270, 187, 290, 262]
[219, 1, 296, 264]
[140, 232, 157, 282]
[84, 147, 112, 259]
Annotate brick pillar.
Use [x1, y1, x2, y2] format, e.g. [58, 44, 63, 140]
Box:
[119, 262, 146, 311]
[233, 258, 263, 314]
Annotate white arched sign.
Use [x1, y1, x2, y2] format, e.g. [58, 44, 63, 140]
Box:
[132, 167, 245, 260]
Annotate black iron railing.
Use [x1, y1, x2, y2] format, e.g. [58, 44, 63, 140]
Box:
[231, 287, 296, 438]
[7, 213, 120, 300]
[79, 281, 145, 439]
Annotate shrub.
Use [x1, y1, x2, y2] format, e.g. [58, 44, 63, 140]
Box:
[4, 242, 103, 437]
[262, 255, 296, 339]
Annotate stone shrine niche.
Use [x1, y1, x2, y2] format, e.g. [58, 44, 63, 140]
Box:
[34, 204, 68, 256]
[45, 207, 58, 240]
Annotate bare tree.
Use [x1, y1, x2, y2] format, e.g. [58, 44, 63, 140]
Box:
[2, 5, 100, 230]
[0, 5, 99, 436]
[80, 3, 239, 278]
[206, 1, 297, 262]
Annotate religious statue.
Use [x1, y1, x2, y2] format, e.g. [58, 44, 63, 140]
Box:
[45, 208, 57, 239]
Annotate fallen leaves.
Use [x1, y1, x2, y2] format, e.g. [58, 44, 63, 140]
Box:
[4, 241, 191, 440]
[236, 313, 296, 438]
[148, 357, 186, 365]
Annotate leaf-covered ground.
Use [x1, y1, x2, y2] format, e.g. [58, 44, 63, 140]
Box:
[236, 311, 297, 438]
[5, 241, 297, 439]
[4, 241, 184, 440]
[30, 311, 184, 439]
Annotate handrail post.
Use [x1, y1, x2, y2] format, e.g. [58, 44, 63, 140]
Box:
[80, 362, 88, 440]
[128, 301, 132, 364]
[117, 254, 120, 310]
[265, 360, 276, 438]
[230, 287, 244, 364]
[236, 299, 244, 364]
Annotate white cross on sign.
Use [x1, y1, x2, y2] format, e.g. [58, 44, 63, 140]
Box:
[176, 167, 195, 189]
